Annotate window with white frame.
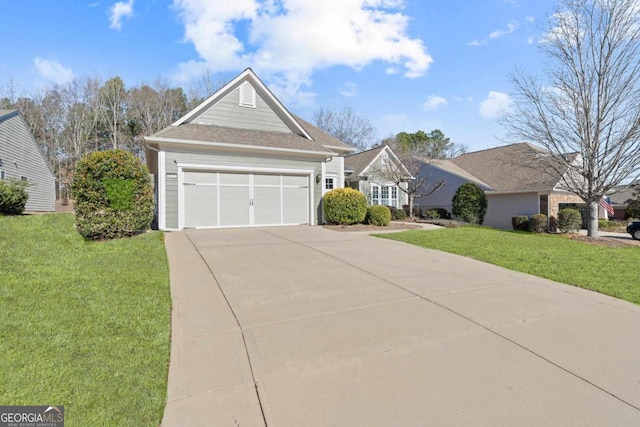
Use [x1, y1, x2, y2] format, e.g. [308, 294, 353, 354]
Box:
[370, 184, 399, 208]
[325, 177, 335, 191]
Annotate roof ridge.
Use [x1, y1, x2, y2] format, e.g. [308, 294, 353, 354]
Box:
[345, 145, 385, 158]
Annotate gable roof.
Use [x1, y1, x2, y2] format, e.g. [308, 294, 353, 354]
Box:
[344, 145, 411, 177]
[450, 143, 568, 192]
[344, 146, 386, 175]
[0, 109, 18, 120]
[147, 68, 353, 156]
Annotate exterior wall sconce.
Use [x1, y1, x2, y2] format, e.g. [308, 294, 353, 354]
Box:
[316, 173, 322, 184]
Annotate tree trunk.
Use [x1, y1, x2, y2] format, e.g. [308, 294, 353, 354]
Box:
[408, 193, 414, 218]
[587, 200, 599, 238]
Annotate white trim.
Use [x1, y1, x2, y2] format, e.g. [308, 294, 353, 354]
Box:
[176, 163, 315, 175]
[147, 136, 335, 157]
[158, 150, 166, 230]
[338, 156, 345, 188]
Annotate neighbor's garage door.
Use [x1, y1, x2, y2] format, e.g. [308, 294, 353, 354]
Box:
[183, 171, 309, 228]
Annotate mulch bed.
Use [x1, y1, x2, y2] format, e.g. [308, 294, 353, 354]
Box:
[323, 222, 423, 232]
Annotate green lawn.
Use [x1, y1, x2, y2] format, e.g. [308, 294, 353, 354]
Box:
[0, 214, 171, 426]
[378, 227, 640, 304]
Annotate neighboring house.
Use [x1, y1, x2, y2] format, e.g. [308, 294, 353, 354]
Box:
[609, 185, 636, 220]
[415, 143, 606, 229]
[344, 145, 409, 209]
[0, 109, 55, 212]
[145, 68, 354, 230]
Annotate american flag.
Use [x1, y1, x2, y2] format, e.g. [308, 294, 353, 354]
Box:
[600, 196, 615, 216]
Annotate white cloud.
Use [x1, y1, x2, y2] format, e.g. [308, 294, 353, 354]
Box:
[339, 82, 358, 97]
[34, 58, 74, 85]
[468, 39, 482, 46]
[489, 20, 518, 39]
[109, 0, 134, 30]
[479, 91, 513, 119]
[172, 0, 432, 103]
[526, 16, 535, 23]
[423, 95, 447, 111]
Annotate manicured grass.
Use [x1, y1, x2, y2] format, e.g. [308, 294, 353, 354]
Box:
[378, 227, 640, 304]
[0, 214, 171, 426]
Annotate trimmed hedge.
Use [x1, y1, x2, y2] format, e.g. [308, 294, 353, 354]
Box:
[387, 206, 407, 220]
[528, 214, 548, 233]
[0, 180, 29, 215]
[512, 215, 529, 231]
[424, 209, 440, 219]
[366, 205, 391, 226]
[558, 208, 582, 233]
[323, 188, 367, 225]
[71, 149, 154, 240]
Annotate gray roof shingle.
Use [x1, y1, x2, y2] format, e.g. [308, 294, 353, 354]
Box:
[450, 143, 568, 192]
[149, 122, 337, 154]
[344, 146, 386, 175]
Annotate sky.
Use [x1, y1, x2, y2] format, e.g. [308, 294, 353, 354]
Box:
[0, 0, 560, 152]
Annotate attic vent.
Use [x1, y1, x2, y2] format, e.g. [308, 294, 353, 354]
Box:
[239, 82, 256, 108]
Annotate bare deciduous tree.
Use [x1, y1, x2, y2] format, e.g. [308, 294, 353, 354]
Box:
[313, 106, 377, 152]
[503, 0, 640, 237]
[370, 137, 445, 217]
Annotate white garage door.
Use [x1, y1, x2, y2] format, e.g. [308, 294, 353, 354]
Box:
[183, 171, 309, 228]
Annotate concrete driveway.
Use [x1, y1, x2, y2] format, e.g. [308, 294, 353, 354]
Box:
[161, 226, 640, 426]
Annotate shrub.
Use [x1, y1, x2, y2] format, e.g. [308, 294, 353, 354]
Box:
[511, 215, 529, 231]
[71, 149, 154, 240]
[434, 208, 451, 219]
[323, 187, 367, 225]
[424, 209, 440, 219]
[366, 205, 391, 226]
[452, 183, 488, 224]
[413, 206, 423, 218]
[0, 180, 29, 215]
[528, 214, 548, 233]
[558, 208, 582, 233]
[387, 206, 407, 220]
[549, 215, 558, 233]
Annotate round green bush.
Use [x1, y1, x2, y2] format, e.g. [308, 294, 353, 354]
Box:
[558, 208, 582, 233]
[452, 183, 488, 224]
[366, 205, 391, 226]
[511, 215, 529, 231]
[71, 149, 154, 240]
[528, 213, 548, 233]
[0, 180, 29, 215]
[424, 209, 440, 220]
[323, 188, 367, 225]
[393, 208, 407, 220]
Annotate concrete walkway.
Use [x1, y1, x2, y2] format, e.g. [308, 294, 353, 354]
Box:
[161, 226, 640, 426]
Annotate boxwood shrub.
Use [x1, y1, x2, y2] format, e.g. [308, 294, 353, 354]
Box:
[323, 188, 367, 225]
[528, 213, 548, 233]
[366, 205, 391, 226]
[511, 215, 529, 231]
[0, 180, 29, 215]
[71, 149, 154, 240]
[558, 208, 582, 233]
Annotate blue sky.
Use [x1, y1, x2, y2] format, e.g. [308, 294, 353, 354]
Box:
[0, 0, 559, 151]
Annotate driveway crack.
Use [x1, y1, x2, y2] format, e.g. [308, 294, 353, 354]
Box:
[184, 232, 269, 427]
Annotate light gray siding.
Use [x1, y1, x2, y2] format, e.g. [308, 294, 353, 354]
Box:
[196, 87, 292, 133]
[0, 112, 55, 211]
[162, 149, 323, 229]
[485, 192, 539, 229]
